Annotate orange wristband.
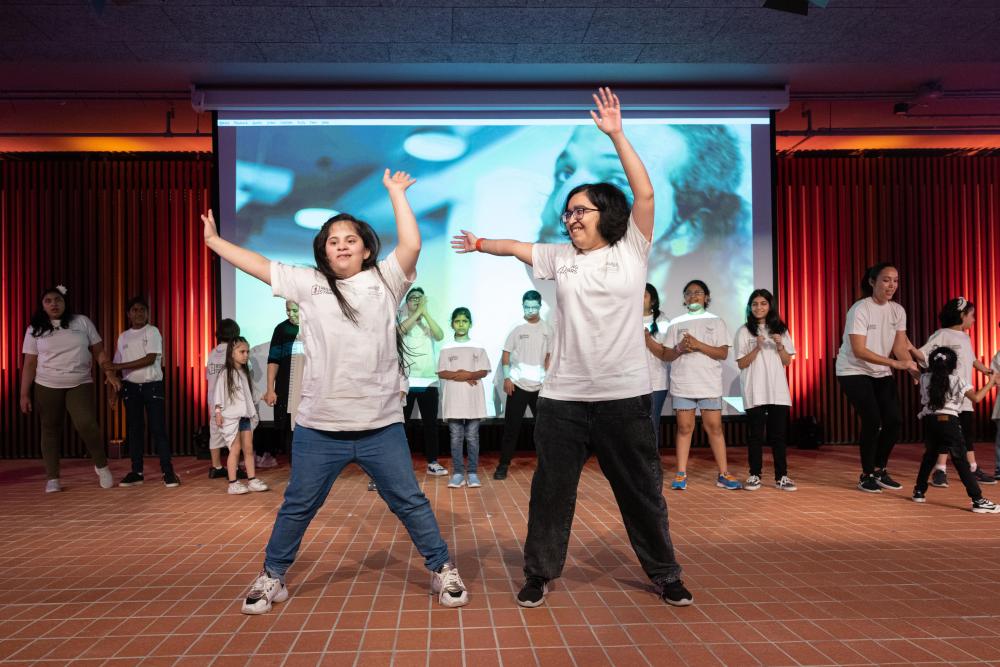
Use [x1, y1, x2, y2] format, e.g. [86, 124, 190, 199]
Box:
[475, 238, 485, 252]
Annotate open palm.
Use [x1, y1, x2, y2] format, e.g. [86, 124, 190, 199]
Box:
[590, 86, 622, 136]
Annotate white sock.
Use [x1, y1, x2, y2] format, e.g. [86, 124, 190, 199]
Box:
[970, 462, 978, 472]
[934, 464, 946, 472]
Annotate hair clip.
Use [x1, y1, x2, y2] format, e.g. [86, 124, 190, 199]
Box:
[956, 296, 967, 310]
[55, 284, 67, 295]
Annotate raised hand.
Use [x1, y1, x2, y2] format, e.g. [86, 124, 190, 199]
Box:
[382, 168, 416, 193]
[590, 86, 622, 136]
[451, 229, 480, 254]
[201, 209, 219, 242]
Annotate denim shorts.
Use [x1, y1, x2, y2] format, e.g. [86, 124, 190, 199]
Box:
[238, 417, 252, 431]
[672, 396, 723, 411]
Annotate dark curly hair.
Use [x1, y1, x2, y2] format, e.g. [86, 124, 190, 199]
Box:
[29, 287, 75, 338]
[562, 182, 631, 249]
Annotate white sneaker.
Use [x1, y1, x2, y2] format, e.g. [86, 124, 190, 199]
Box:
[228, 481, 249, 495]
[255, 453, 278, 469]
[775, 476, 798, 492]
[95, 466, 113, 489]
[45, 479, 61, 493]
[431, 563, 469, 608]
[247, 478, 269, 492]
[427, 462, 448, 476]
[744, 474, 761, 491]
[241, 570, 289, 614]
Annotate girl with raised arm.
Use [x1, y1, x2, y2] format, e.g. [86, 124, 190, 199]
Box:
[203, 169, 469, 614]
[452, 88, 691, 608]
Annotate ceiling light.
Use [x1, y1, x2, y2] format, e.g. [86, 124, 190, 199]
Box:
[294, 208, 339, 229]
[402, 128, 468, 162]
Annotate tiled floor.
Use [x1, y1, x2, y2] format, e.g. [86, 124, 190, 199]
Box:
[1, 444, 1000, 666]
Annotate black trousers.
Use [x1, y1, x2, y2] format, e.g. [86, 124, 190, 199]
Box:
[122, 380, 173, 475]
[916, 415, 982, 500]
[837, 374, 902, 475]
[403, 387, 440, 462]
[523, 395, 682, 585]
[746, 404, 789, 479]
[498, 385, 539, 466]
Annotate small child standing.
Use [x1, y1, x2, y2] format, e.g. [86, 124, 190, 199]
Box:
[437, 307, 491, 489]
[913, 346, 998, 513]
[212, 337, 268, 495]
[207, 318, 244, 480]
[993, 321, 1000, 482]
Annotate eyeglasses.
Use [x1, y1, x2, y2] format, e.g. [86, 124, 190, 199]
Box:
[560, 207, 600, 224]
[684, 290, 705, 297]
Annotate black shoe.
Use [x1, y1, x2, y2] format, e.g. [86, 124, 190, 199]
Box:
[493, 465, 508, 481]
[119, 472, 144, 487]
[912, 488, 926, 503]
[516, 576, 548, 608]
[971, 498, 1000, 514]
[930, 469, 948, 487]
[659, 579, 693, 607]
[875, 469, 902, 490]
[163, 472, 181, 488]
[367, 479, 377, 492]
[857, 474, 882, 493]
[237, 468, 249, 480]
[974, 469, 997, 485]
[209, 467, 228, 479]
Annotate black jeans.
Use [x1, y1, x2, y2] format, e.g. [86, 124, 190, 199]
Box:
[837, 375, 901, 475]
[523, 395, 683, 585]
[916, 415, 982, 500]
[403, 387, 439, 462]
[498, 385, 539, 466]
[746, 404, 789, 479]
[272, 405, 294, 458]
[122, 380, 173, 475]
[959, 410, 975, 452]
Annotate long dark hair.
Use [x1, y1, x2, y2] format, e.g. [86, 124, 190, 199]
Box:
[313, 213, 408, 373]
[562, 182, 631, 248]
[745, 288, 788, 336]
[223, 336, 253, 403]
[939, 297, 975, 328]
[645, 283, 661, 334]
[926, 345, 958, 412]
[30, 287, 76, 337]
[860, 262, 895, 297]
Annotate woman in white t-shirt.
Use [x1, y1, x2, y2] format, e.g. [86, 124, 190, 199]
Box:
[201, 169, 469, 614]
[991, 322, 1000, 480]
[835, 263, 922, 494]
[912, 346, 998, 513]
[734, 289, 796, 491]
[20, 286, 120, 493]
[918, 298, 997, 488]
[452, 88, 691, 609]
[643, 283, 670, 447]
[648, 280, 742, 491]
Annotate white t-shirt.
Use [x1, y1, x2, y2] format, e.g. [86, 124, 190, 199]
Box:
[735, 324, 795, 409]
[503, 320, 554, 392]
[211, 366, 259, 449]
[532, 215, 652, 401]
[206, 343, 228, 411]
[663, 311, 730, 399]
[401, 317, 438, 388]
[835, 298, 907, 378]
[437, 340, 491, 420]
[991, 352, 1000, 421]
[271, 251, 412, 431]
[114, 324, 164, 384]
[919, 328, 975, 412]
[643, 314, 670, 393]
[22, 315, 102, 389]
[918, 372, 971, 418]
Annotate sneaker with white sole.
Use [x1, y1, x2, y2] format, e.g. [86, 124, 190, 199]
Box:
[119, 472, 144, 487]
[716, 472, 742, 490]
[427, 462, 448, 476]
[241, 570, 289, 614]
[95, 466, 114, 489]
[974, 469, 997, 485]
[45, 479, 61, 493]
[775, 476, 797, 492]
[931, 469, 948, 487]
[228, 481, 249, 495]
[744, 474, 762, 491]
[875, 469, 902, 490]
[912, 488, 926, 503]
[247, 478, 269, 492]
[447, 474, 466, 488]
[367, 478, 377, 491]
[255, 453, 278, 469]
[431, 563, 469, 608]
[971, 498, 1000, 514]
[467, 474, 482, 488]
[857, 474, 881, 493]
[516, 576, 549, 608]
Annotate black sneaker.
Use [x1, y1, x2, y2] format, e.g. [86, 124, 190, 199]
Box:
[237, 468, 249, 480]
[971, 498, 1000, 514]
[912, 488, 926, 503]
[209, 467, 227, 479]
[875, 470, 902, 490]
[659, 579, 693, 607]
[516, 576, 548, 608]
[974, 469, 997, 485]
[163, 472, 181, 488]
[493, 465, 508, 481]
[119, 472, 144, 487]
[857, 474, 882, 493]
[930, 469, 948, 487]
[367, 479, 377, 492]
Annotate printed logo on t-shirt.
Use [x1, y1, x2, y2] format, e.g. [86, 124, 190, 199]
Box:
[606, 261, 620, 272]
[518, 334, 530, 340]
[311, 284, 334, 295]
[868, 324, 878, 330]
[367, 285, 383, 298]
[448, 355, 458, 362]
[207, 363, 225, 376]
[556, 265, 579, 276]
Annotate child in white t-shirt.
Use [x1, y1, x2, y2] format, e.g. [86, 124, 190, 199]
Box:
[648, 280, 741, 491]
[643, 283, 670, 447]
[212, 337, 268, 495]
[734, 289, 796, 491]
[206, 318, 242, 480]
[912, 346, 998, 513]
[992, 328, 1000, 480]
[437, 307, 491, 489]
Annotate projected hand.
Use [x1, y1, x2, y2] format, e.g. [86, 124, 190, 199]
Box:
[201, 210, 219, 241]
[451, 229, 480, 254]
[591, 87, 622, 136]
[383, 169, 416, 193]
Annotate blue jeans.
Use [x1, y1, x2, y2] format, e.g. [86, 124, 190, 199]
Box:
[263, 423, 451, 580]
[650, 390, 668, 447]
[448, 419, 480, 476]
[122, 380, 172, 475]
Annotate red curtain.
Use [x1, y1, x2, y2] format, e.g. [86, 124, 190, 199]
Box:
[777, 155, 1000, 444]
[1, 154, 216, 457]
